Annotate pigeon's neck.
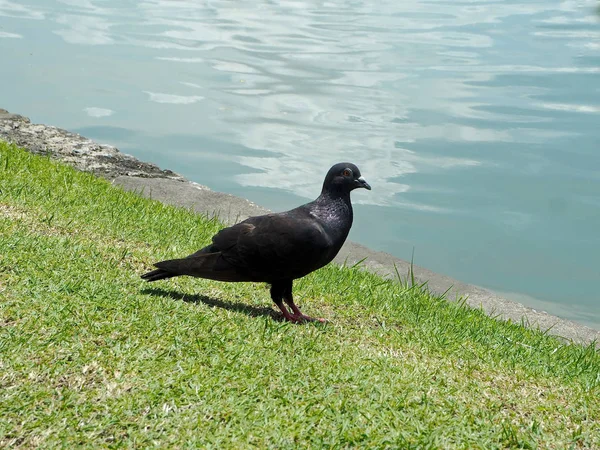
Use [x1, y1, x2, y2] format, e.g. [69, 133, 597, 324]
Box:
[311, 190, 354, 232]
[318, 187, 351, 202]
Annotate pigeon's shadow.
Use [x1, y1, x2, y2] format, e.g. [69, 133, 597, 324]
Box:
[142, 287, 279, 320]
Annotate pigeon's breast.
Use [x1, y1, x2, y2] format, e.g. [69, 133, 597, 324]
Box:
[308, 199, 353, 245]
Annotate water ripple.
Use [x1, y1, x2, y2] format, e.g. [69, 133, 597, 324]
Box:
[5, 0, 600, 205]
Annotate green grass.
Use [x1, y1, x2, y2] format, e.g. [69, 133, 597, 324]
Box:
[1, 141, 599, 449]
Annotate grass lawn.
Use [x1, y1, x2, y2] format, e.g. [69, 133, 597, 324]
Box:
[1, 141, 599, 448]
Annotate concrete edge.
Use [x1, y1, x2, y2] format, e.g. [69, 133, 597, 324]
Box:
[2, 108, 598, 346]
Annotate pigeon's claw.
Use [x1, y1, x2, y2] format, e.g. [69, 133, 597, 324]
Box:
[274, 300, 302, 323]
[294, 314, 327, 323]
[274, 301, 326, 323]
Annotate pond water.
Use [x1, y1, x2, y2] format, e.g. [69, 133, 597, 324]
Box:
[1, 0, 599, 328]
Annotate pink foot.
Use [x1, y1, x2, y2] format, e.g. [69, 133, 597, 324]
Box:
[290, 314, 327, 323]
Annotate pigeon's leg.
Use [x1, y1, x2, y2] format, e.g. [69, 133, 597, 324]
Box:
[282, 281, 327, 323]
[270, 283, 301, 323]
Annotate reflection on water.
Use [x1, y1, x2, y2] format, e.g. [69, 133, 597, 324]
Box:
[1, 0, 599, 328]
[83, 107, 113, 118]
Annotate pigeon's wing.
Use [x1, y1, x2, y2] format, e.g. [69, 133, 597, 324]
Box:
[211, 221, 256, 252]
[213, 212, 334, 280]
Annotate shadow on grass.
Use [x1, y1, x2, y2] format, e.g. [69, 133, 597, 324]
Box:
[142, 287, 280, 320]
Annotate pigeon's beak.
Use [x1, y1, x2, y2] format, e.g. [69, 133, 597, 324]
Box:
[356, 176, 371, 190]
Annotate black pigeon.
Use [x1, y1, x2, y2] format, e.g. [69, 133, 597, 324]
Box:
[141, 162, 371, 322]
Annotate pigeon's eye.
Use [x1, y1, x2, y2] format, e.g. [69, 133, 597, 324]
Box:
[342, 168, 352, 177]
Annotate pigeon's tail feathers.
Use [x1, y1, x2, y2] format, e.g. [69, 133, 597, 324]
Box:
[153, 253, 248, 282]
[141, 268, 176, 282]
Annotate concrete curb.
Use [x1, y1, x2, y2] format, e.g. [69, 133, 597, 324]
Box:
[2, 108, 598, 345]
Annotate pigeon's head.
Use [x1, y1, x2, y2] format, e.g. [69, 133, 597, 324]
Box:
[322, 162, 371, 195]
